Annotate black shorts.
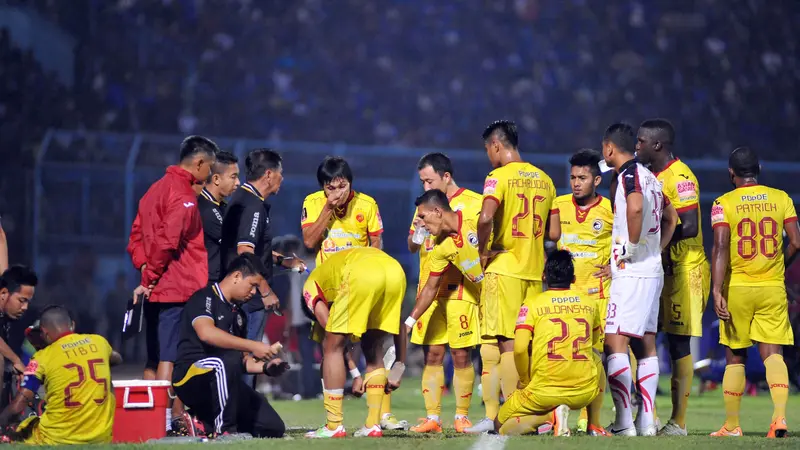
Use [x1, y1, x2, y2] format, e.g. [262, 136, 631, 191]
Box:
[144, 302, 184, 364]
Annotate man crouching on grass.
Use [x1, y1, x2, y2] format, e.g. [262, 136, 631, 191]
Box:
[172, 253, 289, 439]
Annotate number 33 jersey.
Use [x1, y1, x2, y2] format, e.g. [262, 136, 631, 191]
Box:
[22, 333, 115, 444]
[711, 183, 798, 287]
[612, 160, 669, 279]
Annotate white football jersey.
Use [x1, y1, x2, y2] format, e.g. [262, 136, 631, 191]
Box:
[611, 160, 667, 279]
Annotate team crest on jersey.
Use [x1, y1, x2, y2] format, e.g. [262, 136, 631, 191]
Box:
[483, 178, 498, 195]
[301, 207, 307, 222]
[356, 213, 365, 223]
[592, 219, 603, 234]
[416, 320, 423, 330]
[516, 306, 529, 325]
[467, 232, 478, 247]
[424, 236, 435, 251]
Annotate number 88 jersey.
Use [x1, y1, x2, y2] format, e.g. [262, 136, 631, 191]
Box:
[710, 183, 798, 287]
[611, 160, 668, 279]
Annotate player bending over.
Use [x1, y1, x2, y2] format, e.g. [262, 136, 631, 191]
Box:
[303, 247, 408, 438]
[601, 123, 677, 436]
[0, 306, 121, 444]
[406, 189, 484, 432]
[494, 250, 602, 436]
[709, 147, 800, 438]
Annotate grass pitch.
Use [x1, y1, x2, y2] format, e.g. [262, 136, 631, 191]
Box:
[54, 377, 800, 449]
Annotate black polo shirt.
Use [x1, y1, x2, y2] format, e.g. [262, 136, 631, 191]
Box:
[220, 182, 273, 280]
[175, 283, 247, 367]
[198, 188, 227, 282]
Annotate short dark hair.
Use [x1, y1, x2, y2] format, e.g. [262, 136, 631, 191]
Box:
[729, 147, 760, 178]
[414, 189, 452, 211]
[39, 305, 73, 330]
[179, 135, 219, 162]
[212, 151, 239, 176]
[639, 118, 675, 145]
[225, 253, 268, 278]
[482, 120, 518, 149]
[544, 250, 574, 287]
[569, 149, 602, 178]
[0, 265, 38, 295]
[245, 148, 282, 182]
[602, 123, 636, 154]
[417, 153, 454, 178]
[317, 156, 353, 187]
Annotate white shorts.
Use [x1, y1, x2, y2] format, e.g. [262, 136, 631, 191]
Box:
[605, 276, 663, 338]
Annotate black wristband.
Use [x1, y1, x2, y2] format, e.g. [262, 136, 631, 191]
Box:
[276, 255, 285, 266]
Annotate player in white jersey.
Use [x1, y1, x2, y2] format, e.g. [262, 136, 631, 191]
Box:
[600, 124, 678, 436]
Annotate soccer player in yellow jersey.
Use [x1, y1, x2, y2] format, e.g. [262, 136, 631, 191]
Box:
[406, 154, 491, 433]
[552, 149, 613, 436]
[476, 120, 560, 430]
[303, 247, 408, 439]
[0, 306, 121, 444]
[709, 147, 800, 438]
[406, 188, 483, 432]
[494, 250, 602, 436]
[636, 119, 710, 435]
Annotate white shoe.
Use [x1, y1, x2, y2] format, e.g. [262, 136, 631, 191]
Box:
[353, 425, 383, 437]
[608, 424, 637, 436]
[305, 425, 346, 438]
[657, 420, 688, 436]
[464, 417, 495, 434]
[380, 414, 408, 431]
[636, 424, 657, 436]
[554, 405, 571, 437]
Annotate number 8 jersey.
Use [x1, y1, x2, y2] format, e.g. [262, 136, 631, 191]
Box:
[710, 183, 798, 287]
[612, 160, 668, 279]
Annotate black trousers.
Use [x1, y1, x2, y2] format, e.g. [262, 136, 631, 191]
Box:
[173, 351, 285, 438]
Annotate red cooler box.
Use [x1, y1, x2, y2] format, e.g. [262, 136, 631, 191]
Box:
[112, 380, 171, 443]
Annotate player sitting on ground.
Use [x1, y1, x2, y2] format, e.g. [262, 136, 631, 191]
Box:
[494, 250, 602, 436]
[552, 149, 613, 436]
[303, 247, 408, 438]
[405, 188, 485, 433]
[709, 146, 800, 438]
[408, 153, 484, 433]
[0, 306, 121, 444]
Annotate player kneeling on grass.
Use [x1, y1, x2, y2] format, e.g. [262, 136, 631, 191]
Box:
[172, 253, 289, 439]
[0, 306, 121, 444]
[303, 247, 408, 438]
[493, 250, 603, 436]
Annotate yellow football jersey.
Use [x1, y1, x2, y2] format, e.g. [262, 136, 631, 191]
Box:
[21, 333, 115, 444]
[302, 246, 385, 307]
[515, 288, 601, 393]
[655, 158, 707, 270]
[425, 211, 483, 304]
[711, 183, 798, 287]
[301, 190, 383, 265]
[482, 162, 557, 280]
[411, 188, 482, 301]
[553, 194, 613, 297]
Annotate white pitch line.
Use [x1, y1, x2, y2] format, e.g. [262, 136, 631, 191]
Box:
[470, 433, 508, 450]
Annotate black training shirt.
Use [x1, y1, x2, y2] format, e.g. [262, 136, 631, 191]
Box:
[198, 188, 227, 282]
[175, 283, 248, 367]
[220, 182, 273, 280]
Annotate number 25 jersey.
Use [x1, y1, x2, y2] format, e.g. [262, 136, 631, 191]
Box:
[21, 333, 115, 444]
[711, 183, 797, 287]
[483, 162, 557, 281]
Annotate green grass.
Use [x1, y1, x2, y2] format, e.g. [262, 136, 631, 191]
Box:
[29, 377, 800, 449]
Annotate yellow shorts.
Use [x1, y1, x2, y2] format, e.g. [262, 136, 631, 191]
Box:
[720, 285, 794, 349]
[661, 262, 710, 337]
[410, 299, 480, 349]
[326, 256, 406, 338]
[498, 387, 598, 424]
[480, 273, 541, 339]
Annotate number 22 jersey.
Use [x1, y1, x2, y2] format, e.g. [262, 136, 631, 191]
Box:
[711, 183, 797, 287]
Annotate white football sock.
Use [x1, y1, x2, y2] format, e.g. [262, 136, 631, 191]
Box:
[635, 356, 659, 429]
[607, 352, 634, 430]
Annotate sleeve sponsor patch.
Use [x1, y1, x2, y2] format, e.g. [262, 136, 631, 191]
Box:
[710, 202, 725, 224]
[301, 207, 307, 222]
[483, 178, 499, 195]
[376, 211, 384, 228]
[303, 289, 314, 309]
[676, 180, 698, 201]
[516, 306, 529, 325]
[23, 360, 38, 376]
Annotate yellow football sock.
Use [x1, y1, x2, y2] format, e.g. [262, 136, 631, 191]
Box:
[323, 389, 344, 430]
[499, 413, 551, 436]
[722, 364, 745, 429]
[381, 390, 392, 417]
[670, 355, 693, 428]
[499, 352, 519, 399]
[480, 344, 501, 420]
[453, 365, 475, 417]
[421, 364, 445, 418]
[587, 356, 606, 428]
[364, 369, 388, 428]
[764, 354, 789, 421]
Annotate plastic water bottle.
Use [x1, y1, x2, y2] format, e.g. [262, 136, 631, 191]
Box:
[411, 226, 430, 245]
